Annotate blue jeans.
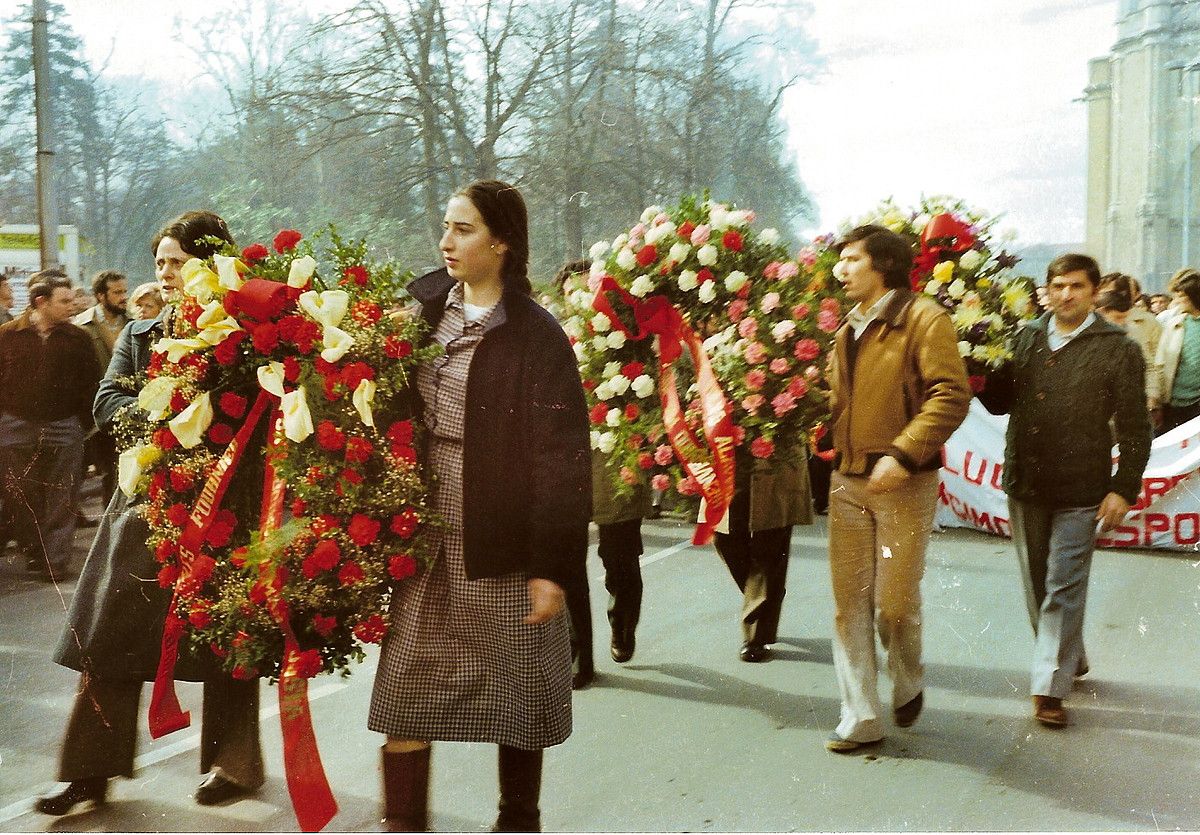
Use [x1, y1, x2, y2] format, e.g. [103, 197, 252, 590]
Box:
[1008, 498, 1098, 698]
[0, 412, 85, 573]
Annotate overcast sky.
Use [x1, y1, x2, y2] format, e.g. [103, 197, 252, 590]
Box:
[54, 0, 1120, 246]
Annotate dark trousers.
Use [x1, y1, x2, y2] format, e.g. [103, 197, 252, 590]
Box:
[565, 519, 645, 673]
[808, 451, 832, 514]
[1164, 399, 1200, 432]
[58, 672, 264, 788]
[714, 526, 792, 646]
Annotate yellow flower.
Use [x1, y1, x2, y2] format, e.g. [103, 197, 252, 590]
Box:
[280, 386, 314, 443]
[214, 255, 245, 292]
[298, 289, 349, 328]
[181, 258, 221, 303]
[975, 276, 991, 289]
[932, 260, 955, 284]
[352, 379, 376, 427]
[153, 336, 209, 364]
[138, 376, 178, 421]
[118, 445, 150, 497]
[169, 392, 214, 449]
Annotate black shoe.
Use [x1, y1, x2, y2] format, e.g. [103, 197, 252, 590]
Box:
[739, 643, 770, 663]
[610, 627, 635, 663]
[572, 666, 595, 690]
[894, 691, 923, 728]
[194, 772, 251, 806]
[34, 778, 107, 816]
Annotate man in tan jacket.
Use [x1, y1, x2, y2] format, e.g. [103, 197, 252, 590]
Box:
[824, 225, 971, 752]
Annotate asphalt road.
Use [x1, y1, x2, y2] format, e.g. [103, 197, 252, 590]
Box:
[1, 492, 1198, 832]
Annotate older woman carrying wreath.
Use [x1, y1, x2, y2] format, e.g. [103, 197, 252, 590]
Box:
[37, 212, 265, 816]
[368, 181, 590, 832]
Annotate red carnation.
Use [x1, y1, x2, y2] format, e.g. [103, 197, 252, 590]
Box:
[169, 468, 194, 493]
[636, 244, 658, 267]
[347, 514, 381, 546]
[302, 539, 341, 579]
[316, 420, 346, 451]
[793, 338, 820, 362]
[155, 539, 178, 563]
[386, 420, 414, 446]
[314, 357, 340, 378]
[750, 436, 776, 459]
[157, 564, 179, 588]
[251, 322, 280, 354]
[353, 614, 387, 644]
[188, 554, 216, 587]
[166, 503, 189, 528]
[312, 614, 337, 637]
[620, 361, 645, 379]
[678, 221, 696, 238]
[391, 445, 417, 466]
[231, 664, 258, 681]
[291, 498, 307, 518]
[341, 361, 376, 391]
[292, 319, 320, 354]
[342, 265, 369, 286]
[292, 648, 323, 679]
[218, 391, 248, 419]
[338, 560, 365, 586]
[637, 452, 654, 470]
[188, 609, 212, 629]
[277, 314, 304, 341]
[388, 554, 417, 581]
[344, 435, 373, 464]
[169, 390, 189, 414]
[390, 509, 419, 539]
[153, 427, 180, 450]
[351, 300, 383, 326]
[311, 515, 341, 536]
[697, 268, 714, 283]
[624, 403, 640, 421]
[589, 403, 608, 425]
[339, 467, 365, 488]
[384, 336, 413, 359]
[241, 243, 269, 262]
[283, 355, 301, 382]
[214, 331, 249, 366]
[273, 229, 302, 253]
[207, 423, 234, 446]
[722, 230, 744, 252]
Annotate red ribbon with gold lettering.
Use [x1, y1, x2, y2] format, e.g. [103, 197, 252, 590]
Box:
[257, 413, 339, 832]
[148, 389, 275, 739]
[592, 275, 735, 545]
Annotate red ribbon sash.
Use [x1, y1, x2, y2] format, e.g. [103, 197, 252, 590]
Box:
[259, 413, 338, 832]
[592, 276, 735, 544]
[148, 389, 275, 739]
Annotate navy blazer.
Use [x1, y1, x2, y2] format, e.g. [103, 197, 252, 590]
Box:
[408, 269, 591, 590]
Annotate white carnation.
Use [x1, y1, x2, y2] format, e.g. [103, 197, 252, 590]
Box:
[959, 250, 983, 271]
[608, 374, 631, 395]
[697, 244, 718, 266]
[725, 270, 749, 293]
[597, 431, 617, 454]
[668, 241, 691, 263]
[678, 269, 699, 292]
[563, 316, 584, 339]
[948, 278, 967, 300]
[606, 331, 628, 350]
[594, 380, 613, 400]
[957, 340, 972, 357]
[592, 335, 608, 352]
[632, 374, 655, 398]
[612, 233, 629, 251]
[645, 221, 676, 246]
[592, 312, 612, 332]
[590, 260, 606, 278]
[698, 281, 717, 303]
[912, 214, 931, 233]
[759, 228, 781, 246]
[605, 408, 622, 427]
[572, 341, 586, 362]
[616, 248, 637, 271]
[590, 430, 602, 450]
[709, 205, 731, 229]
[589, 240, 610, 260]
[771, 320, 797, 344]
[727, 209, 751, 227]
[629, 275, 655, 298]
[640, 205, 663, 224]
[603, 361, 621, 378]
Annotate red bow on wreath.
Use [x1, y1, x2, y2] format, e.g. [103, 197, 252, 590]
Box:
[911, 213, 977, 290]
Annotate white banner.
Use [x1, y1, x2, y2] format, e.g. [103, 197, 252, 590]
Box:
[935, 399, 1200, 550]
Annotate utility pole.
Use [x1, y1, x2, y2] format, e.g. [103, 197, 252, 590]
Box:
[32, 0, 60, 270]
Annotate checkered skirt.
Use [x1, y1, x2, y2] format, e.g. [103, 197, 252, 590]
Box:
[367, 295, 572, 749]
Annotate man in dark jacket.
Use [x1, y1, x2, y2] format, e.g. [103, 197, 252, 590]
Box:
[981, 253, 1151, 728]
[0, 271, 99, 580]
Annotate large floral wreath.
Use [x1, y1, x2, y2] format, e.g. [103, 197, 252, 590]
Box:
[563, 197, 844, 540]
[114, 228, 440, 831]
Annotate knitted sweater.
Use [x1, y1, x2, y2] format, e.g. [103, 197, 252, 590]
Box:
[979, 313, 1151, 507]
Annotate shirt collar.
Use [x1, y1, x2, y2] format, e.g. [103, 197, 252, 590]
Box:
[445, 282, 507, 332]
[847, 289, 896, 329]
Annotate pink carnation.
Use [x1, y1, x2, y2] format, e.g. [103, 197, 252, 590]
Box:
[587, 272, 604, 292]
[788, 377, 809, 398]
[763, 262, 781, 280]
[738, 317, 758, 339]
[620, 466, 638, 485]
[732, 425, 746, 446]
[771, 391, 798, 417]
[817, 310, 839, 332]
[750, 436, 775, 459]
[743, 342, 768, 365]
[770, 357, 791, 375]
[745, 369, 767, 391]
[760, 292, 781, 314]
[651, 474, 670, 492]
[654, 444, 674, 466]
[690, 224, 711, 246]
[792, 303, 810, 319]
[630, 222, 647, 238]
[777, 262, 800, 280]
[796, 247, 817, 267]
[741, 394, 766, 415]
[804, 364, 821, 381]
[728, 299, 748, 322]
[820, 297, 841, 314]
[794, 338, 820, 361]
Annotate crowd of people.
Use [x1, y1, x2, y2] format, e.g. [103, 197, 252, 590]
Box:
[0, 183, 1183, 830]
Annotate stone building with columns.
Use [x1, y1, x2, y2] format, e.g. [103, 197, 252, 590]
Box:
[1085, 0, 1200, 291]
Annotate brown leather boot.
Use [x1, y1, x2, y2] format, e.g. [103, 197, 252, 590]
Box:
[381, 745, 430, 832]
[493, 745, 542, 832]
